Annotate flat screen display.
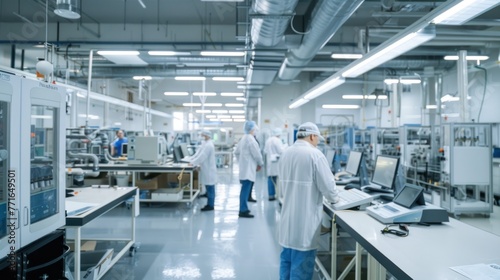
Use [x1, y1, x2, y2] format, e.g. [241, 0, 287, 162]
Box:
[393, 184, 425, 208]
[121, 143, 128, 156]
[173, 146, 183, 163]
[179, 143, 189, 158]
[371, 155, 399, 189]
[345, 151, 362, 176]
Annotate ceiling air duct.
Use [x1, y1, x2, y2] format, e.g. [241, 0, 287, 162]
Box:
[251, 0, 299, 47]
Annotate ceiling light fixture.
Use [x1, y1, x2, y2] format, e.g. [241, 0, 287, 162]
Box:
[220, 118, 233, 122]
[232, 115, 245, 119]
[443, 55, 489, 61]
[164, 92, 189, 96]
[342, 95, 387, 100]
[384, 78, 421, 84]
[193, 92, 217, 96]
[133, 76, 152, 80]
[203, 103, 223, 107]
[322, 104, 361, 109]
[236, 97, 246, 102]
[225, 103, 244, 107]
[212, 110, 228, 114]
[212, 77, 245, 81]
[302, 76, 345, 100]
[331, 53, 363, 59]
[200, 51, 245, 57]
[137, 0, 146, 8]
[196, 110, 211, 114]
[289, 98, 309, 109]
[233, 119, 246, 122]
[97, 51, 140, 56]
[221, 92, 244, 97]
[342, 26, 435, 78]
[54, 0, 81, 19]
[229, 110, 245, 114]
[432, 0, 500, 25]
[183, 103, 202, 107]
[148, 51, 191, 56]
[175, 76, 206, 81]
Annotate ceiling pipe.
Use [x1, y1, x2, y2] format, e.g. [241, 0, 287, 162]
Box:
[251, 0, 300, 47]
[278, 0, 364, 81]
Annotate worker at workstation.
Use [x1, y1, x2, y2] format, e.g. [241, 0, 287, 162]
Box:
[188, 130, 217, 211]
[278, 122, 339, 279]
[111, 129, 128, 157]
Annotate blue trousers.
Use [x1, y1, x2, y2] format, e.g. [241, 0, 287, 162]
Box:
[205, 185, 215, 207]
[268, 176, 277, 197]
[239, 180, 252, 212]
[280, 247, 317, 280]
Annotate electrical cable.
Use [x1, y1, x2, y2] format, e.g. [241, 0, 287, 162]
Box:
[25, 244, 71, 272]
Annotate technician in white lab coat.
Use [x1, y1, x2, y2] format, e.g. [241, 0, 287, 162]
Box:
[278, 122, 339, 279]
[234, 120, 264, 218]
[264, 128, 284, 201]
[189, 130, 217, 211]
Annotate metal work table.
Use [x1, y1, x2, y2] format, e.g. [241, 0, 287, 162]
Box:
[322, 204, 500, 280]
[66, 187, 138, 280]
[73, 162, 200, 203]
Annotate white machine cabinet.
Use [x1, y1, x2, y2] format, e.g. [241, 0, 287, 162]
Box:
[440, 123, 493, 217]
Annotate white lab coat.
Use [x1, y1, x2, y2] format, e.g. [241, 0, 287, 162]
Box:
[278, 139, 339, 251]
[235, 134, 263, 182]
[189, 140, 217, 185]
[264, 136, 284, 176]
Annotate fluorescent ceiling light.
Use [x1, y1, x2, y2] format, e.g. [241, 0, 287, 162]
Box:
[203, 103, 223, 107]
[183, 103, 202, 107]
[206, 115, 217, 118]
[229, 110, 245, 114]
[208, 118, 220, 121]
[78, 114, 100, 120]
[212, 77, 245, 81]
[164, 92, 189, 96]
[289, 98, 309, 109]
[200, 51, 245, 57]
[443, 55, 489, 61]
[213, 115, 231, 118]
[31, 115, 53, 119]
[97, 51, 139, 56]
[342, 95, 387, 100]
[225, 103, 244, 107]
[432, 0, 500, 25]
[384, 78, 421, 84]
[175, 76, 206, 81]
[303, 77, 345, 100]
[220, 119, 233, 122]
[148, 51, 191, 56]
[76, 92, 86, 98]
[212, 110, 228, 114]
[133, 76, 152, 80]
[232, 115, 245, 119]
[236, 97, 246, 101]
[426, 105, 438, 109]
[331, 53, 363, 59]
[441, 94, 460, 102]
[322, 105, 360, 109]
[137, 0, 146, 8]
[114, 122, 122, 126]
[193, 92, 217, 96]
[196, 110, 211, 113]
[342, 26, 435, 78]
[233, 119, 246, 122]
[221, 92, 244, 97]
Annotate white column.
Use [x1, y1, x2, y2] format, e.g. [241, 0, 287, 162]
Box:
[457, 50, 470, 122]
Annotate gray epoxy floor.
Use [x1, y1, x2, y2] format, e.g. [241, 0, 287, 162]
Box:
[77, 167, 500, 280]
[83, 169, 284, 280]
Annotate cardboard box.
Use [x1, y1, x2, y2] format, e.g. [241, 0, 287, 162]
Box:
[135, 173, 168, 190]
[167, 173, 191, 187]
[151, 188, 183, 201]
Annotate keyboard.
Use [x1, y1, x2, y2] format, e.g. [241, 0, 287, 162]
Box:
[362, 184, 394, 194]
[331, 188, 374, 210]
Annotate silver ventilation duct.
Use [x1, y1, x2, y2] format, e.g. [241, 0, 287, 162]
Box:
[251, 0, 300, 47]
[278, 0, 364, 81]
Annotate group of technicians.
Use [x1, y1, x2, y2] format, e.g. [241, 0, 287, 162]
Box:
[112, 121, 339, 279]
[189, 120, 340, 279]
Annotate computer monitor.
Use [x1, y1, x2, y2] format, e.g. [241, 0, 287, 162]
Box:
[345, 151, 363, 176]
[371, 155, 399, 189]
[179, 143, 189, 158]
[187, 147, 195, 156]
[325, 149, 335, 170]
[173, 146, 183, 163]
[121, 143, 128, 156]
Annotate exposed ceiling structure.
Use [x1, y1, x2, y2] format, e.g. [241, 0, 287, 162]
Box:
[2, 0, 500, 110]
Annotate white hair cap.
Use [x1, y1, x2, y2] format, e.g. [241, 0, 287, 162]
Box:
[272, 128, 282, 136]
[200, 130, 212, 138]
[297, 122, 325, 141]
